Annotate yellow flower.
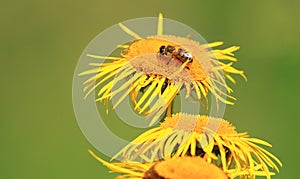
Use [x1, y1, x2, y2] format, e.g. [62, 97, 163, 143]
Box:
[79, 13, 246, 125]
[89, 150, 229, 179]
[112, 113, 282, 179]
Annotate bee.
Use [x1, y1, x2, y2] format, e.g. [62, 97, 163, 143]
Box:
[158, 45, 193, 64]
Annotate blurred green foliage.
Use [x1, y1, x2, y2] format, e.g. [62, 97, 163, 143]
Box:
[1, 0, 299, 178]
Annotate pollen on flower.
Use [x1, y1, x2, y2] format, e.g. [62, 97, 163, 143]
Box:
[144, 156, 229, 179]
[160, 113, 237, 135]
[127, 36, 208, 84]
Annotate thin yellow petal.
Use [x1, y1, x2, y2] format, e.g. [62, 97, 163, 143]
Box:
[84, 69, 120, 98]
[113, 73, 145, 108]
[88, 150, 143, 177]
[222, 46, 240, 54]
[135, 79, 157, 111]
[117, 44, 129, 49]
[196, 81, 207, 98]
[192, 82, 201, 100]
[190, 133, 196, 156]
[214, 53, 238, 62]
[140, 77, 165, 113]
[214, 136, 228, 171]
[225, 74, 236, 84]
[87, 54, 121, 60]
[157, 13, 163, 35]
[203, 41, 224, 48]
[105, 71, 142, 99]
[96, 81, 114, 100]
[78, 67, 102, 76]
[243, 138, 272, 148]
[118, 23, 142, 40]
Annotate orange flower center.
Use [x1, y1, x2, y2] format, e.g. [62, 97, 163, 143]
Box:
[144, 156, 228, 179]
[160, 113, 237, 135]
[125, 35, 212, 84]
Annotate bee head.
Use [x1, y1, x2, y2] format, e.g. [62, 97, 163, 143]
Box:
[159, 45, 166, 54]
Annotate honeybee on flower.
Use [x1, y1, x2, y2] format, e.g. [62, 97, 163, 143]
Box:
[79, 13, 246, 125]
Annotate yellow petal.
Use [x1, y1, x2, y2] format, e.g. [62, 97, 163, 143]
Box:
[118, 23, 142, 40]
[157, 13, 163, 35]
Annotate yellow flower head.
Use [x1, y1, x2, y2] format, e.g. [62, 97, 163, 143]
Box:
[89, 150, 229, 179]
[113, 113, 282, 179]
[79, 13, 246, 125]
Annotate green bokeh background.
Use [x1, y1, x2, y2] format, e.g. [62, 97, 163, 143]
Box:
[1, 0, 299, 178]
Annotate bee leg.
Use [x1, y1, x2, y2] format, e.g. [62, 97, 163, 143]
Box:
[166, 57, 173, 65]
[156, 53, 161, 59]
